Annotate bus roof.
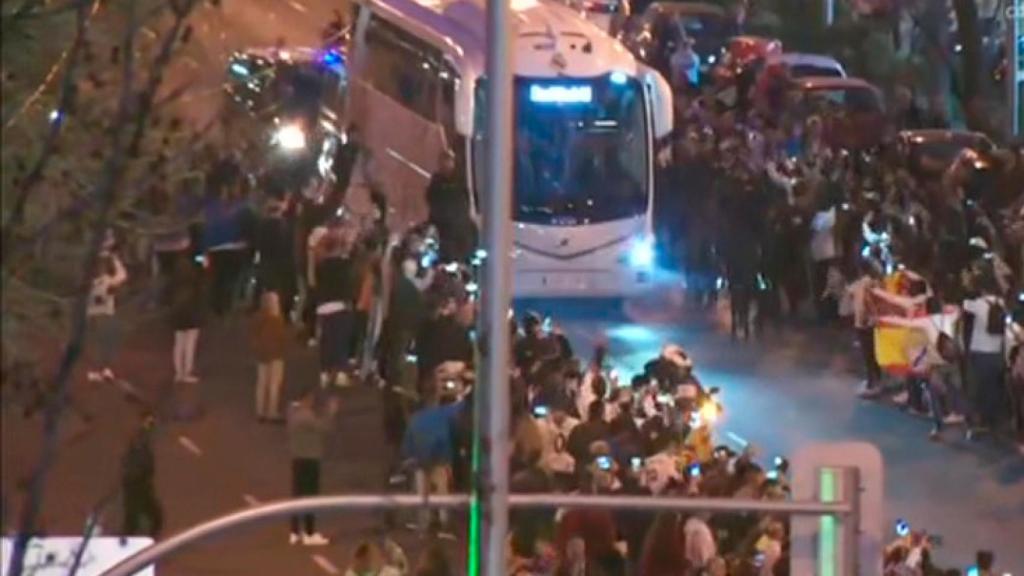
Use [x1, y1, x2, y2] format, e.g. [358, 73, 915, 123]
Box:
[363, 0, 640, 79]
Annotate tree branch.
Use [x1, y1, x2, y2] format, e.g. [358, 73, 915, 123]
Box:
[4, 0, 171, 571]
[0, 0, 94, 265]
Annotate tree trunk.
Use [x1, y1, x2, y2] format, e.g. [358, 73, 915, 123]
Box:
[952, 0, 986, 131]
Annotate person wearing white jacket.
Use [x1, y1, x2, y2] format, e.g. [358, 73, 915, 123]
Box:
[86, 250, 128, 382]
[810, 202, 839, 321]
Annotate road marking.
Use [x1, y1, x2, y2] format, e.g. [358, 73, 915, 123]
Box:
[177, 435, 203, 456]
[287, 0, 308, 13]
[311, 554, 339, 574]
[726, 431, 749, 449]
[242, 494, 260, 507]
[385, 148, 432, 179]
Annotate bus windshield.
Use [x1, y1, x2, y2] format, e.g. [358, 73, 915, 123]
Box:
[475, 75, 649, 225]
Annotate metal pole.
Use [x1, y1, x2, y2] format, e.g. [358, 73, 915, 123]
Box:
[478, 0, 514, 574]
[102, 493, 851, 576]
[102, 495, 472, 576]
[1012, 0, 1022, 135]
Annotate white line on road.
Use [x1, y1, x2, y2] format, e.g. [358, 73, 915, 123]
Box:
[287, 0, 308, 13]
[242, 494, 260, 507]
[177, 435, 203, 456]
[726, 431, 749, 449]
[311, 554, 339, 575]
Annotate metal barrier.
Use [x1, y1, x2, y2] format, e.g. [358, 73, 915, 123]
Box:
[102, 492, 854, 576]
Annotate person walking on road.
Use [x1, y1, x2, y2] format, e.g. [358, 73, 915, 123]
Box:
[86, 243, 128, 382]
[121, 412, 163, 537]
[251, 291, 289, 422]
[168, 255, 205, 383]
[287, 390, 339, 546]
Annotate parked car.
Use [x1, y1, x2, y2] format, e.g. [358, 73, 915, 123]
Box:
[763, 52, 846, 79]
[892, 129, 995, 179]
[620, 1, 737, 80]
[788, 76, 885, 150]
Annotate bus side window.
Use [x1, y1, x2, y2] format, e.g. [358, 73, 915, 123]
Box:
[437, 62, 459, 145]
[364, 17, 443, 122]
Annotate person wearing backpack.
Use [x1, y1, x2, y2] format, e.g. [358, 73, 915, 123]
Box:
[963, 284, 1007, 436]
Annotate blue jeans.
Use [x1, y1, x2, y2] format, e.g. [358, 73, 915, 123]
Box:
[967, 352, 1006, 429]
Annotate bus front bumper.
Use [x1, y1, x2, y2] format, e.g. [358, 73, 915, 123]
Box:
[512, 267, 656, 298]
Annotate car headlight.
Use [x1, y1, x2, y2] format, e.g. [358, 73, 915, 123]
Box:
[628, 237, 655, 268]
[273, 124, 307, 151]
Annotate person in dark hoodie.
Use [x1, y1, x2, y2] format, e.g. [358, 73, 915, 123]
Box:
[121, 411, 162, 536]
[253, 193, 298, 321]
[311, 218, 360, 388]
[425, 149, 475, 263]
[414, 296, 473, 392]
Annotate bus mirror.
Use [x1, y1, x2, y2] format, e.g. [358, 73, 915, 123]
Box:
[640, 65, 673, 139]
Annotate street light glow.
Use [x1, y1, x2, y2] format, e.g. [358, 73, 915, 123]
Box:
[273, 124, 307, 151]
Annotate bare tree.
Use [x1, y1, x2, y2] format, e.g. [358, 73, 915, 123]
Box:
[1, 0, 211, 573]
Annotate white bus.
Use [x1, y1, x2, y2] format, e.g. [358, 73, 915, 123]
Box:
[345, 0, 673, 297]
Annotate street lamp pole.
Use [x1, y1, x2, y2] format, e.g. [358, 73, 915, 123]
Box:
[475, 0, 514, 574]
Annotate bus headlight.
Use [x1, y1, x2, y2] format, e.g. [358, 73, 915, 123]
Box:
[273, 124, 307, 151]
[628, 237, 655, 268]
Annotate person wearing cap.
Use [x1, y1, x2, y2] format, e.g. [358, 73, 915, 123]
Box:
[425, 149, 475, 263]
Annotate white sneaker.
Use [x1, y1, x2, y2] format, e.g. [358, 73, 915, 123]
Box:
[303, 533, 330, 546]
[181, 374, 199, 383]
[307, 338, 318, 348]
[334, 372, 351, 388]
[942, 413, 965, 425]
[101, 368, 116, 381]
[87, 371, 103, 383]
[319, 373, 331, 387]
[892, 391, 909, 405]
[856, 382, 881, 399]
[289, 533, 301, 545]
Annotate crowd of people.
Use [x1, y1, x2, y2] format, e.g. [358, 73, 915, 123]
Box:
[652, 63, 1024, 453]
[72, 41, 1024, 576]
